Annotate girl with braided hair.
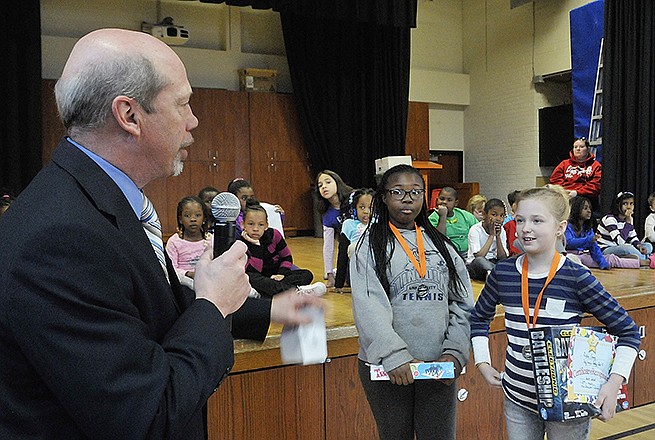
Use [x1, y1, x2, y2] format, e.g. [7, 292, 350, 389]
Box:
[350, 164, 473, 440]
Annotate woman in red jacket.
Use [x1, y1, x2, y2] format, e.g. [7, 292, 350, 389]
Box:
[550, 137, 602, 214]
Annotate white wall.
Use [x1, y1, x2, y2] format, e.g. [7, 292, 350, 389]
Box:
[41, 0, 292, 91]
[462, 0, 594, 201]
[411, 0, 468, 153]
[41, 0, 594, 195]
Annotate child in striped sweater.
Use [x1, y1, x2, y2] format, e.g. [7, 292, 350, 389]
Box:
[470, 185, 640, 440]
[596, 191, 653, 266]
[239, 199, 325, 298]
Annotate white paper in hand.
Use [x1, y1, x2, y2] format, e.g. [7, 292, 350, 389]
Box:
[280, 306, 327, 365]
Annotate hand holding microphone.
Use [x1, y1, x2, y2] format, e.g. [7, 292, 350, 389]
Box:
[193, 192, 250, 318]
[211, 192, 242, 258]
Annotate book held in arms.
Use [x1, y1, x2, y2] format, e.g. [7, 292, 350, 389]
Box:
[528, 326, 629, 422]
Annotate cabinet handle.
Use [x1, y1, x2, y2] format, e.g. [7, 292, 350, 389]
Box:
[457, 388, 469, 402]
[639, 350, 647, 361]
[639, 325, 646, 339]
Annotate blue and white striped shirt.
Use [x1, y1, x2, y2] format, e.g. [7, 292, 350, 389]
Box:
[470, 255, 640, 413]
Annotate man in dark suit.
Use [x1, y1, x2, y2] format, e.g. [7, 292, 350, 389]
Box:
[0, 28, 322, 439]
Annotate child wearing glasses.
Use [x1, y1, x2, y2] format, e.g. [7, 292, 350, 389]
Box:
[596, 191, 653, 266]
[350, 164, 473, 440]
[466, 198, 509, 280]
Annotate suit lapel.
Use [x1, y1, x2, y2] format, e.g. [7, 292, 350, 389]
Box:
[51, 139, 185, 314]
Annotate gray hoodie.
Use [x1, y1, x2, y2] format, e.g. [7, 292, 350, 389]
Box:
[350, 227, 474, 373]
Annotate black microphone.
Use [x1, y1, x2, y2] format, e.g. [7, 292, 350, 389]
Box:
[210, 192, 241, 259]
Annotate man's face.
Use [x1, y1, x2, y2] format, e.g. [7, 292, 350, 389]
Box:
[138, 66, 198, 180]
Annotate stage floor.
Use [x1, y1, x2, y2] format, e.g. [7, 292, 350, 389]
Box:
[284, 235, 655, 333]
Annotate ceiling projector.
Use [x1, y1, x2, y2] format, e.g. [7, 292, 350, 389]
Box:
[141, 17, 189, 46]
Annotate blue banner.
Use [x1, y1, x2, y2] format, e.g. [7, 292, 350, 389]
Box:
[570, 0, 604, 158]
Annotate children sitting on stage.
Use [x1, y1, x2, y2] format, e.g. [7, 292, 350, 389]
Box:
[239, 199, 325, 298]
[429, 187, 480, 260]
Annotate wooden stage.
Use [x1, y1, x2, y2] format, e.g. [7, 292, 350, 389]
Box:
[233, 236, 655, 372]
[210, 236, 655, 440]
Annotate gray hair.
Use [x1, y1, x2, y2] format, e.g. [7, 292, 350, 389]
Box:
[54, 54, 168, 132]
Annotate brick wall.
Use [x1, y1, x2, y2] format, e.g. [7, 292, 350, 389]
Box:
[462, 0, 590, 203]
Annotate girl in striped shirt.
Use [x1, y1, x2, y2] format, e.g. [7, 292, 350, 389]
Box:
[596, 191, 653, 266]
[470, 185, 640, 440]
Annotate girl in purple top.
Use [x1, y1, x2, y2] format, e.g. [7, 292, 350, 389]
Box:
[315, 170, 353, 288]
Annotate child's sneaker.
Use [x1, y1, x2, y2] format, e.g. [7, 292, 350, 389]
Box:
[297, 282, 327, 297]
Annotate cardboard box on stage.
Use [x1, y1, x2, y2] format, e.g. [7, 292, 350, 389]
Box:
[375, 155, 412, 175]
[238, 68, 277, 92]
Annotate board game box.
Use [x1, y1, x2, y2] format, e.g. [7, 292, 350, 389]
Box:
[528, 326, 629, 422]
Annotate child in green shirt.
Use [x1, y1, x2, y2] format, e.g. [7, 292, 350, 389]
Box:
[429, 187, 480, 259]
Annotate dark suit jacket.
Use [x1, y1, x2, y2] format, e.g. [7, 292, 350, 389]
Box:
[0, 139, 270, 439]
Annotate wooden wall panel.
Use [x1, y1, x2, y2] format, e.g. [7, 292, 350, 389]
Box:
[405, 101, 430, 161]
[207, 364, 324, 440]
[628, 308, 655, 407]
[456, 331, 508, 439]
[324, 356, 379, 440]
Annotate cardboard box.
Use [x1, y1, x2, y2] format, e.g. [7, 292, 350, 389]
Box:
[238, 68, 277, 93]
[375, 155, 413, 174]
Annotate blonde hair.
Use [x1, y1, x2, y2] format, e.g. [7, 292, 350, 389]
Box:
[466, 194, 487, 213]
[517, 185, 570, 222]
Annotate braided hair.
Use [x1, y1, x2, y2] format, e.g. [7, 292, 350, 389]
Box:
[176, 195, 210, 239]
[356, 164, 464, 297]
[343, 187, 376, 220]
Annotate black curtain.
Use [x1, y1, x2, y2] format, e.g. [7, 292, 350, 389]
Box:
[281, 14, 412, 188]
[602, 1, 655, 237]
[203, 0, 417, 28]
[205, 0, 417, 188]
[2, 1, 42, 197]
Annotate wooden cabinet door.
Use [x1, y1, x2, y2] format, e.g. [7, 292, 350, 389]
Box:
[188, 89, 250, 166]
[627, 308, 655, 406]
[456, 331, 508, 439]
[248, 93, 295, 163]
[249, 92, 313, 232]
[207, 364, 325, 440]
[325, 356, 379, 440]
[405, 101, 430, 161]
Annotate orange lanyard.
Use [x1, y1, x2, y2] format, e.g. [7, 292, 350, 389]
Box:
[389, 222, 427, 278]
[521, 253, 561, 329]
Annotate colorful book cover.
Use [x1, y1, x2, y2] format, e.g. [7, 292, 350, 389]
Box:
[528, 326, 629, 422]
[369, 362, 455, 381]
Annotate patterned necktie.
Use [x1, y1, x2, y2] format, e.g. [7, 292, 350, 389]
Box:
[140, 193, 169, 281]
